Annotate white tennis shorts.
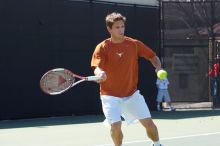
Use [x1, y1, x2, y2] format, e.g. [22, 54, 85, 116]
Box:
[156, 89, 171, 102]
[100, 90, 151, 126]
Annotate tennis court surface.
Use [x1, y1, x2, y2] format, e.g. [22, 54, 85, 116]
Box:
[0, 109, 220, 146]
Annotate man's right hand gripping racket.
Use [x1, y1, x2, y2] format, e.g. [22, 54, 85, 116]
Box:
[40, 68, 102, 95]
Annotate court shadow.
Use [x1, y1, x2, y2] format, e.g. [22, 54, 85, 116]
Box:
[0, 115, 105, 129]
[1, 110, 220, 129]
[151, 109, 220, 119]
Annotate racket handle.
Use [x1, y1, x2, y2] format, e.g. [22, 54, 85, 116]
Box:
[86, 76, 102, 81]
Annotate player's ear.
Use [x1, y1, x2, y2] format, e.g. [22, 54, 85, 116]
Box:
[107, 26, 111, 33]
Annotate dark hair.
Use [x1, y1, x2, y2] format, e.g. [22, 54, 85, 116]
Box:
[105, 12, 126, 28]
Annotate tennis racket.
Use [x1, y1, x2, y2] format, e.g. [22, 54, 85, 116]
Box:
[40, 68, 101, 95]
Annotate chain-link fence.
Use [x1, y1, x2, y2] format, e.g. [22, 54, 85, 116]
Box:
[161, 1, 220, 105]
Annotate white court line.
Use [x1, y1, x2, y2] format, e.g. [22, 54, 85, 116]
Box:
[93, 131, 220, 146]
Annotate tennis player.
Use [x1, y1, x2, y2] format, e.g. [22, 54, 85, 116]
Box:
[91, 12, 163, 146]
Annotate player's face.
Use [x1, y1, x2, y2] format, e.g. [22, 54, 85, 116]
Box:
[107, 20, 125, 39]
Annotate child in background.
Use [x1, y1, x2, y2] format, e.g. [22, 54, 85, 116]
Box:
[156, 77, 175, 111]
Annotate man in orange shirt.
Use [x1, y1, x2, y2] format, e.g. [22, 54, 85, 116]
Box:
[91, 12, 163, 146]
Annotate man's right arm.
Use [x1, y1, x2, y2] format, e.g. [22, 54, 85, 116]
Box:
[94, 67, 107, 83]
[91, 43, 107, 83]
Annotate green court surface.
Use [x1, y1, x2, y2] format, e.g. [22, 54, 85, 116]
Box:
[0, 110, 220, 146]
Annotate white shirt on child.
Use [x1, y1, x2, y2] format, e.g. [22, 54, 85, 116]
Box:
[156, 78, 169, 89]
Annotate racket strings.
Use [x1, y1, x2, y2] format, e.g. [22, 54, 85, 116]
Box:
[41, 71, 75, 94]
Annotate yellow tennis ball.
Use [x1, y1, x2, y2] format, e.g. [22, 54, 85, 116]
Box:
[157, 70, 167, 80]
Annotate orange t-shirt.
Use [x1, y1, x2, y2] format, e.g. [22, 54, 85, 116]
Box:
[91, 36, 156, 97]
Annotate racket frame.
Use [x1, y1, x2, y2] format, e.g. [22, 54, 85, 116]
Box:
[40, 68, 101, 95]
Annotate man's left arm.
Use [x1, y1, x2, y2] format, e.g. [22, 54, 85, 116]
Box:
[149, 56, 162, 73]
[135, 40, 162, 72]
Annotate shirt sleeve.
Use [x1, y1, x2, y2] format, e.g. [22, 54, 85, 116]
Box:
[135, 40, 156, 59]
[166, 78, 169, 84]
[208, 68, 213, 77]
[91, 43, 105, 69]
[156, 79, 159, 85]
